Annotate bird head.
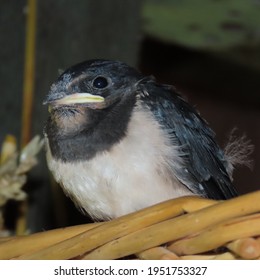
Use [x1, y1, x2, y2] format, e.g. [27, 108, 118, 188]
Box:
[43, 59, 149, 161]
[43, 59, 144, 111]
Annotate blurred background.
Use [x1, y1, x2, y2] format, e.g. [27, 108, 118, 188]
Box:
[0, 0, 259, 234]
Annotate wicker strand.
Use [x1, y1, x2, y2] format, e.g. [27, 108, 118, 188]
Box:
[16, 196, 216, 260]
[168, 213, 260, 256]
[0, 191, 259, 260]
[82, 191, 260, 260]
[226, 237, 260, 259]
[0, 223, 100, 259]
[137, 247, 179, 260]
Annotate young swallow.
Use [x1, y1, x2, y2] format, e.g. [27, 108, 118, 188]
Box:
[44, 59, 238, 220]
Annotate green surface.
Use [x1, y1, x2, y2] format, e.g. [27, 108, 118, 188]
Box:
[143, 0, 260, 50]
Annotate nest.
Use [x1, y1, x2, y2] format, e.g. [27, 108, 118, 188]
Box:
[0, 190, 260, 260]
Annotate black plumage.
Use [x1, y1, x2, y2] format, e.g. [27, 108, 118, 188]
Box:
[44, 59, 238, 220]
[137, 82, 237, 199]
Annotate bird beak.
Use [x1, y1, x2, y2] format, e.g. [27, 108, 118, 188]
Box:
[43, 93, 105, 106]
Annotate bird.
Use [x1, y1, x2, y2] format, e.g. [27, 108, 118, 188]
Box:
[43, 59, 239, 221]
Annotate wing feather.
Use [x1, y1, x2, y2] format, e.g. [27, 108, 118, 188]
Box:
[139, 81, 237, 199]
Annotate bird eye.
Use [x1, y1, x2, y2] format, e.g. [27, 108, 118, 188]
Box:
[93, 76, 108, 89]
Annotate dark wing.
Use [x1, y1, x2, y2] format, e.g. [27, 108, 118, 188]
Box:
[139, 81, 238, 200]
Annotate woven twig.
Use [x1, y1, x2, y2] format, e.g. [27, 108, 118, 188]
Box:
[168, 213, 260, 255]
[16, 196, 216, 260]
[82, 191, 260, 260]
[227, 237, 260, 259]
[0, 191, 259, 260]
[0, 223, 100, 260]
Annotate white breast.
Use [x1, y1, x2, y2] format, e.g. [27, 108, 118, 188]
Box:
[45, 107, 192, 220]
